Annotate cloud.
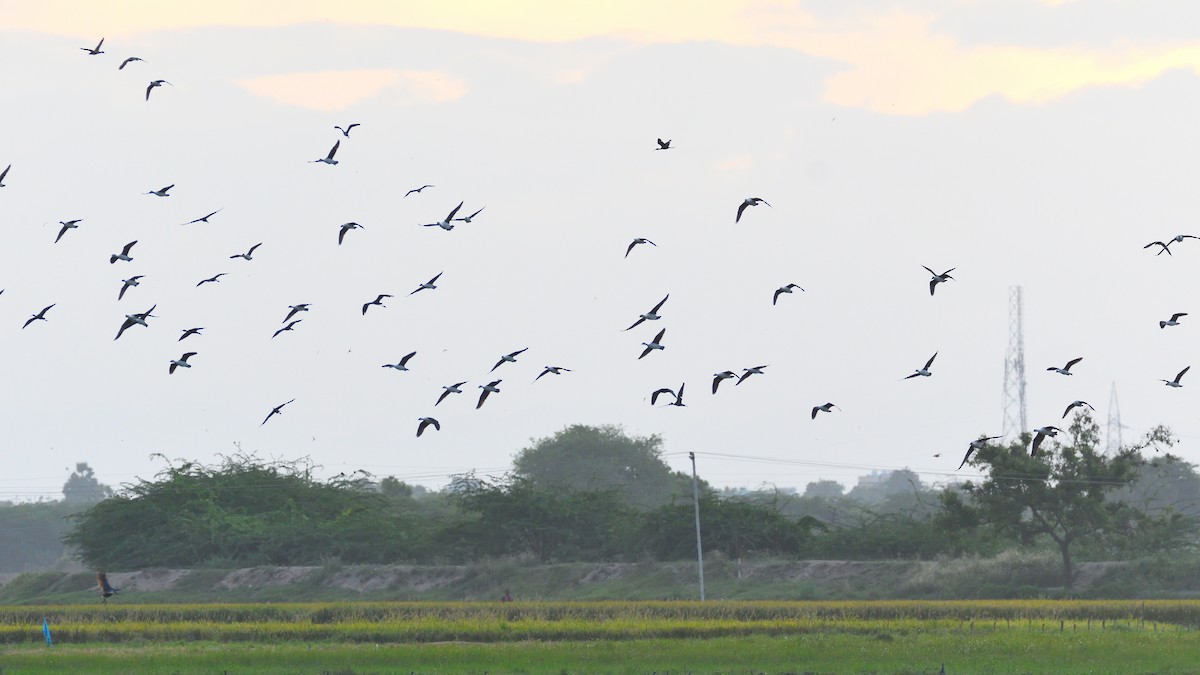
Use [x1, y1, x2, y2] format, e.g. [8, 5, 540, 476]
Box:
[235, 69, 466, 111]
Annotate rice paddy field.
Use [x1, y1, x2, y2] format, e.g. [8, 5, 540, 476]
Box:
[2, 600, 1200, 673]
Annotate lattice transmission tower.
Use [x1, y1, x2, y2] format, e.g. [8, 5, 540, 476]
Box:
[1001, 286, 1028, 441]
[1105, 382, 1123, 453]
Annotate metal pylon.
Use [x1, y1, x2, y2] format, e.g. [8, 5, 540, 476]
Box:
[1001, 286, 1027, 440]
[1105, 382, 1123, 453]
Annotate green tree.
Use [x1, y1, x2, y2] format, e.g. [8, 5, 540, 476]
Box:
[62, 462, 112, 504]
[960, 414, 1162, 587]
[512, 425, 695, 509]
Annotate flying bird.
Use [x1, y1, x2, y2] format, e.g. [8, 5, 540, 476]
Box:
[454, 206, 485, 223]
[282, 304, 310, 323]
[1062, 400, 1095, 419]
[476, 380, 502, 409]
[334, 123, 360, 137]
[145, 184, 173, 197]
[639, 328, 667, 359]
[22, 304, 54, 329]
[196, 273, 228, 287]
[422, 202, 464, 231]
[405, 184, 434, 197]
[272, 320, 302, 339]
[417, 417, 440, 437]
[229, 243, 262, 261]
[811, 402, 840, 419]
[145, 80, 171, 101]
[383, 351, 418, 371]
[655, 138, 672, 150]
[179, 327, 204, 341]
[772, 284, 804, 306]
[109, 240, 137, 264]
[625, 238, 656, 258]
[712, 371, 737, 394]
[1162, 366, 1190, 388]
[492, 348, 528, 371]
[904, 352, 938, 379]
[168, 352, 197, 374]
[957, 436, 1002, 470]
[923, 266, 955, 296]
[1047, 357, 1083, 376]
[535, 366, 571, 381]
[1144, 241, 1173, 256]
[96, 572, 119, 603]
[624, 294, 669, 331]
[737, 365, 768, 385]
[55, 220, 82, 243]
[114, 305, 155, 341]
[1030, 426, 1063, 457]
[261, 399, 296, 426]
[338, 222, 363, 245]
[181, 209, 221, 225]
[0, 164, 8, 188]
[118, 276, 143, 300]
[362, 294, 392, 315]
[410, 272, 443, 295]
[736, 197, 770, 223]
[118, 56, 143, 69]
[1160, 313, 1187, 329]
[311, 140, 340, 165]
[81, 38, 104, 55]
[436, 382, 467, 405]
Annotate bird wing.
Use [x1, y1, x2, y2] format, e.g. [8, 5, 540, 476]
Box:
[338, 226, 348, 245]
[649, 294, 669, 314]
[114, 317, 134, 340]
[145, 82, 155, 100]
[1177, 366, 1191, 383]
[929, 278, 938, 296]
[55, 224, 69, 243]
[811, 407, 820, 419]
[0, 165, 8, 181]
[1172, 313, 1188, 321]
[446, 201, 464, 221]
[248, 243, 262, 255]
[651, 388, 674, 405]
[923, 352, 938, 370]
[1065, 357, 1083, 370]
[652, 328, 666, 343]
[638, 345, 653, 359]
[399, 351, 417, 366]
[712, 376, 723, 394]
[428, 272, 443, 285]
[957, 447, 975, 471]
[773, 288, 783, 305]
[435, 389, 452, 405]
[1061, 402, 1077, 419]
[327, 140, 340, 159]
[625, 241, 637, 258]
[624, 317, 645, 331]
[122, 241, 137, 255]
[476, 388, 492, 409]
[736, 201, 749, 222]
[509, 347, 528, 358]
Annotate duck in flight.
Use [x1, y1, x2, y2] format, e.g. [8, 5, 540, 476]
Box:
[1160, 313, 1187, 329]
[283, 304, 310, 323]
[1062, 400, 1094, 418]
[535, 365, 571, 381]
[146, 184, 173, 197]
[181, 209, 221, 225]
[455, 206, 485, 223]
[1162, 366, 1190, 388]
[957, 435, 1001, 470]
[410, 272, 443, 295]
[712, 370, 737, 394]
[196, 273, 228, 287]
[230, 243, 262, 261]
[1047, 357, 1083, 376]
[423, 202, 463, 231]
[492, 348, 528, 372]
[179, 327, 204, 341]
[55, 220, 82, 243]
[1144, 235, 1199, 255]
[81, 38, 104, 55]
[311, 140, 340, 165]
[436, 382, 467, 405]
[118, 56, 143, 70]
[362, 294, 392, 315]
[405, 184, 434, 198]
[334, 123, 360, 137]
[625, 238, 656, 258]
[272, 320, 301, 339]
[773, 284, 804, 305]
[923, 266, 955, 296]
[477, 380, 502, 409]
[904, 352, 938, 379]
[736, 197, 770, 223]
[114, 305, 155, 341]
[118, 276, 143, 300]
[168, 352, 196, 374]
[261, 399, 296, 425]
[737, 365, 768, 385]
[145, 80, 171, 101]
[1030, 426, 1062, 457]
[417, 417, 440, 437]
[96, 572, 119, 603]
[110, 240, 137, 264]
[812, 402, 839, 419]
[338, 222, 363, 245]
[383, 351, 417, 371]
[22, 304, 55, 329]
[655, 138, 672, 150]
[624, 294, 668, 331]
[639, 328, 667, 359]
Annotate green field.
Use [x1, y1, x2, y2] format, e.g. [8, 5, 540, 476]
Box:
[3, 600, 1199, 673]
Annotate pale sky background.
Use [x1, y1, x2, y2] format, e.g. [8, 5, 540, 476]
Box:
[1, 0, 1197, 501]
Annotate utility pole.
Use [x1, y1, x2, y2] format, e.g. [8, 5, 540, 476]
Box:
[1001, 286, 1028, 441]
[1105, 382, 1123, 453]
[689, 451, 705, 601]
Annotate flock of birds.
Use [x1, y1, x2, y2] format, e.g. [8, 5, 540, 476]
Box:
[4, 37, 1196, 495]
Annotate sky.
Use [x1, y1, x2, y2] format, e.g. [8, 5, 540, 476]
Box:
[1, 0, 1198, 501]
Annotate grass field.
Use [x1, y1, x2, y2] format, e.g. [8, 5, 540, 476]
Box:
[3, 600, 1199, 673]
